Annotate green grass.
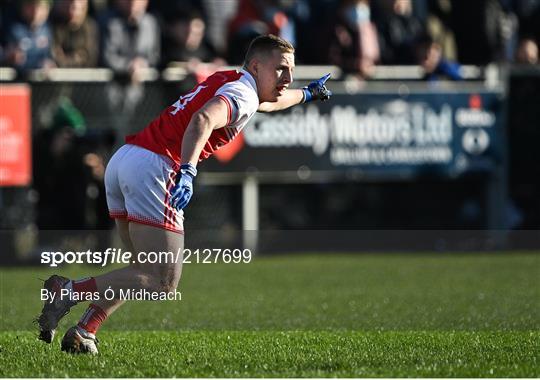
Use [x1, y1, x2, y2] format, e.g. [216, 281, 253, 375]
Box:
[1, 252, 539, 377]
[1, 331, 538, 377]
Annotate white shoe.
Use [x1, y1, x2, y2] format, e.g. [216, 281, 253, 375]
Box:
[61, 326, 99, 355]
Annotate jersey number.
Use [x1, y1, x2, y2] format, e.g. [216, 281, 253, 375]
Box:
[170, 85, 208, 115]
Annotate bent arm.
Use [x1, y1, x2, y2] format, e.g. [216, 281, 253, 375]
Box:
[181, 97, 230, 166]
[258, 89, 304, 113]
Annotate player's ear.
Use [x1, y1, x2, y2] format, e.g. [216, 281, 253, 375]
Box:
[251, 58, 260, 77]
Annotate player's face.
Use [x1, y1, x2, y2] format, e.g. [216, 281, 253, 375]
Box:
[255, 50, 295, 102]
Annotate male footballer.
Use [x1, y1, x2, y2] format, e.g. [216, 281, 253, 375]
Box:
[37, 34, 332, 354]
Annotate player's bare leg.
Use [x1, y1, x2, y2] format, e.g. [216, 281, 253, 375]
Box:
[60, 221, 184, 354]
[37, 219, 130, 343]
[58, 219, 131, 354]
[91, 223, 184, 294]
[116, 217, 136, 252]
[77, 219, 133, 320]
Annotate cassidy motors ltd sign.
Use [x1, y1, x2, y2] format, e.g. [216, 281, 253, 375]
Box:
[205, 92, 502, 176]
[245, 103, 453, 166]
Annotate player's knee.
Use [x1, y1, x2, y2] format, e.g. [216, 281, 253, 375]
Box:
[134, 272, 160, 292]
[157, 276, 179, 294]
[136, 267, 179, 293]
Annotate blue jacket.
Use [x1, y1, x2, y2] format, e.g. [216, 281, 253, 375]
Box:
[8, 21, 52, 70]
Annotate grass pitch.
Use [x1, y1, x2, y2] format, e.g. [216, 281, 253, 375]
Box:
[1, 252, 539, 377]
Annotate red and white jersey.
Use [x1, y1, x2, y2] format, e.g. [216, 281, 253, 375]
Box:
[126, 69, 259, 165]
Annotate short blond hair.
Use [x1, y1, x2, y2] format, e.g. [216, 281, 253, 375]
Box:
[243, 34, 295, 66]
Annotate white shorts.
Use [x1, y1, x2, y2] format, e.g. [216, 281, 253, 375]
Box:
[104, 144, 184, 234]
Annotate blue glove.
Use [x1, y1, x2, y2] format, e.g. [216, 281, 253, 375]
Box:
[170, 163, 197, 210]
[302, 73, 332, 103]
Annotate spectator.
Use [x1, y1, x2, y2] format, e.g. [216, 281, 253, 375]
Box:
[227, 0, 295, 64]
[51, 0, 98, 67]
[100, 0, 160, 82]
[33, 96, 112, 234]
[447, 0, 515, 65]
[515, 37, 538, 64]
[161, 8, 219, 66]
[513, 0, 540, 64]
[200, 0, 240, 57]
[373, 0, 426, 64]
[328, 0, 380, 79]
[271, 0, 311, 63]
[5, 0, 55, 72]
[513, 0, 540, 42]
[425, 0, 457, 61]
[33, 97, 88, 230]
[415, 34, 462, 81]
[1, 1, 19, 64]
[297, 0, 339, 64]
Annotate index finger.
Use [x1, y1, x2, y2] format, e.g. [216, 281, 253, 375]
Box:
[319, 73, 331, 84]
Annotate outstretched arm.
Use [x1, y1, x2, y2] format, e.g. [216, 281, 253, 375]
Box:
[258, 73, 332, 113]
[258, 89, 304, 112]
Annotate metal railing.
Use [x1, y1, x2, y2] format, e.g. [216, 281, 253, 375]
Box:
[0, 64, 488, 83]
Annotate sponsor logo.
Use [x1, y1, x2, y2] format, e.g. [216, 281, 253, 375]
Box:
[456, 108, 495, 127]
[462, 128, 490, 155]
[213, 98, 497, 166]
[244, 103, 454, 165]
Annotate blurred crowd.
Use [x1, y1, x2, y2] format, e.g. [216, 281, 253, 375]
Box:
[1, 0, 539, 238]
[0, 0, 539, 82]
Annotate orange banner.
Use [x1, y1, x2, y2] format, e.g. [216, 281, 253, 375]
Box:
[0, 84, 32, 187]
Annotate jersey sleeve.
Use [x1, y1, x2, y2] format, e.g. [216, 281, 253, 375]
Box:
[215, 81, 257, 126]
